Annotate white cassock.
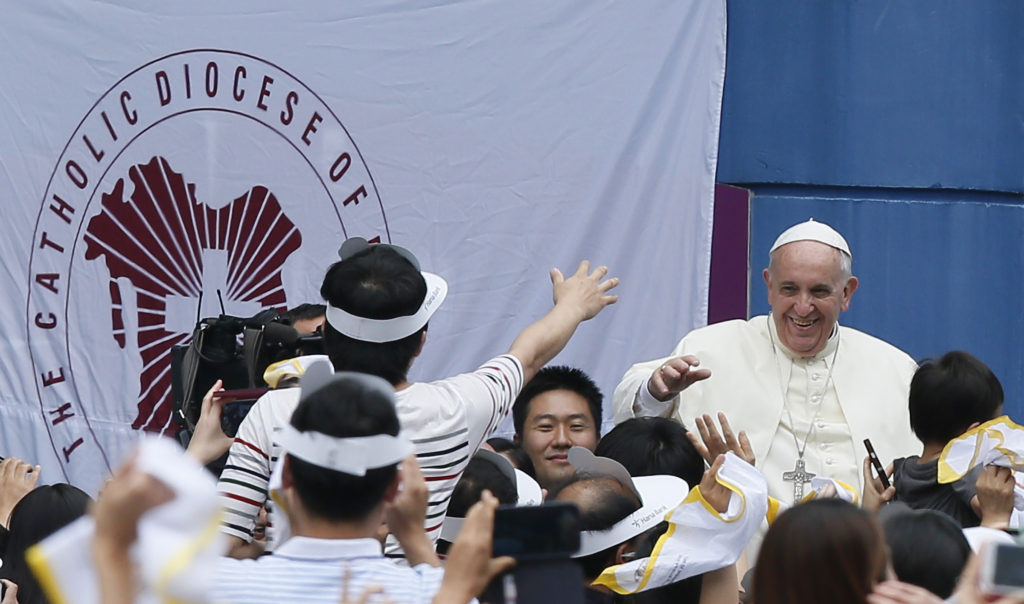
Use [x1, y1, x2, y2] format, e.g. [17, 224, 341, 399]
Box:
[613, 315, 921, 506]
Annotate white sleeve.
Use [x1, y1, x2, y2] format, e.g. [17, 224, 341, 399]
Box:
[456, 355, 525, 452]
[612, 357, 679, 423]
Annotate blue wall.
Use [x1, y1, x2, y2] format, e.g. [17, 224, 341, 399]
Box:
[717, 2, 1024, 420]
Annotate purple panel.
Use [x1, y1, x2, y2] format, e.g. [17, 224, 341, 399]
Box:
[708, 184, 750, 323]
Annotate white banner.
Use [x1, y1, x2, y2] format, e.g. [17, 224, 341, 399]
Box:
[0, 0, 726, 491]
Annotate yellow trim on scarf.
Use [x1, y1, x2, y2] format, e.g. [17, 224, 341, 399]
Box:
[938, 416, 1021, 483]
[765, 496, 783, 525]
[25, 543, 69, 604]
[798, 479, 859, 506]
[156, 509, 225, 604]
[592, 469, 749, 595]
[593, 508, 679, 594]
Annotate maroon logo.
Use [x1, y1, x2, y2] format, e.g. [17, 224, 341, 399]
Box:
[28, 49, 385, 485]
[83, 156, 301, 432]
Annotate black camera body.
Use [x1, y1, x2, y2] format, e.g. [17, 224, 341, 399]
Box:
[171, 309, 324, 443]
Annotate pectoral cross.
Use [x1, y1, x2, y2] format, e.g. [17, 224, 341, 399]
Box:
[783, 458, 816, 501]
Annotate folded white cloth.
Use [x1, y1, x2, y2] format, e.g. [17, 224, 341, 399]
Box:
[26, 436, 226, 604]
[592, 452, 768, 594]
[938, 416, 1024, 510]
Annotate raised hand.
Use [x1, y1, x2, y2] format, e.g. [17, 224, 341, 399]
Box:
[647, 355, 711, 401]
[687, 412, 755, 466]
[550, 261, 619, 322]
[698, 454, 732, 513]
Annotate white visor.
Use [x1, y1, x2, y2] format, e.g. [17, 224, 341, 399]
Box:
[326, 271, 447, 343]
[566, 447, 688, 558]
[277, 424, 412, 476]
[283, 360, 412, 475]
[575, 475, 688, 558]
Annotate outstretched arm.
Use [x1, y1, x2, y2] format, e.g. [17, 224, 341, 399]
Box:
[507, 261, 618, 384]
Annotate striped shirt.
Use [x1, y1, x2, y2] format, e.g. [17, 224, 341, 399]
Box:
[212, 537, 444, 603]
[217, 354, 524, 555]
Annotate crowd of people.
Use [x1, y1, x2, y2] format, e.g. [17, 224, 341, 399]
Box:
[2, 221, 1024, 604]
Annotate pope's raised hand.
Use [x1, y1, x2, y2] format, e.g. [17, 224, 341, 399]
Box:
[647, 355, 711, 401]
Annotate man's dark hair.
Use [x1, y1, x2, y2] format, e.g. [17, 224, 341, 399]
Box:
[595, 417, 705, 489]
[512, 366, 602, 437]
[909, 350, 1003, 445]
[281, 303, 326, 324]
[448, 456, 519, 518]
[880, 505, 970, 598]
[320, 246, 427, 385]
[288, 377, 401, 521]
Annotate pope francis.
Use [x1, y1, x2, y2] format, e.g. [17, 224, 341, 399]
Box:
[612, 219, 920, 504]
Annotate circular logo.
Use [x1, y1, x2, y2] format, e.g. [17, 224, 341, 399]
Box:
[25, 49, 385, 482]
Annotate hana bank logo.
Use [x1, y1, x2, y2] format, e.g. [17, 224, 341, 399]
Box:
[25, 49, 387, 482]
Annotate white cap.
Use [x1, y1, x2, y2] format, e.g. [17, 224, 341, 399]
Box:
[769, 218, 852, 259]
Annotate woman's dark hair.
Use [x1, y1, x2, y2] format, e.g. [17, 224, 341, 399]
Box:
[0, 484, 92, 604]
[753, 499, 886, 604]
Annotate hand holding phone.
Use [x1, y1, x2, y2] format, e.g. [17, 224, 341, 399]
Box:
[863, 438, 891, 490]
[980, 542, 1024, 596]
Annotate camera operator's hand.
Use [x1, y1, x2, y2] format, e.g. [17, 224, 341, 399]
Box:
[0, 457, 40, 528]
[185, 379, 237, 465]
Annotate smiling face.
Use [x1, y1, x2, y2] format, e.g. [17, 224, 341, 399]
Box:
[518, 389, 599, 490]
[763, 240, 858, 357]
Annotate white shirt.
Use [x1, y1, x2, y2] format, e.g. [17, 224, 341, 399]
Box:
[217, 354, 524, 556]
[213, 537, 444, 603]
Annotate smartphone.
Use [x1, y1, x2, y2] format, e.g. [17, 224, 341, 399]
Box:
[492, 502, 581, 559]
[863, 438, 891, 490]
[981, 543, 1024, 595]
